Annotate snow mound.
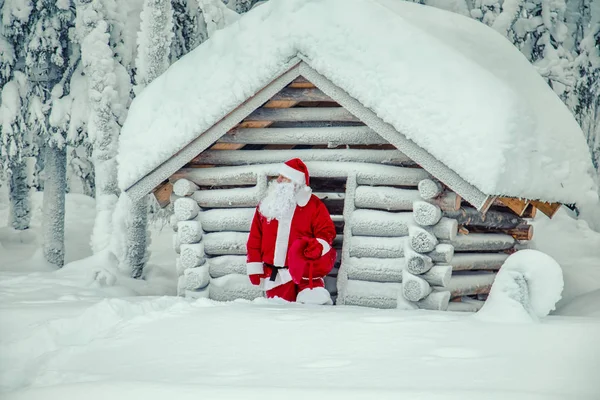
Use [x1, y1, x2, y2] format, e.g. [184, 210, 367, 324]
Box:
[556, 289, 600, 318]
[475, 249, 563, 323]
[118, 0, 598, 207]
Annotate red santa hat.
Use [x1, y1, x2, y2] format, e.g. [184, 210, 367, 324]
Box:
[280, 158, 310, 186]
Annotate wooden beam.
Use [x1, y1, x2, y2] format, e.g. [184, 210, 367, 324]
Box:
[244, 107, 360, 123]
[217, 127, 387, 145]
[262, 100, 298, 108]
[190, 149, 414, 166]
[270, 87, 334, 103]
[152, 181, 173, 208]
[288, 76, 315, 88]
[522, 204, 537, 218]
[530, 200, 561, 218]
[237, 120, 273, 128]
[208, 143, 245, 151]
[497, 197, 530, 217]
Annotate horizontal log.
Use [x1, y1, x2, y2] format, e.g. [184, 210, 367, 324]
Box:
[203, 232, 249, 255]
[448, 273, 496, 297]
[497, 197, 530, 217]
[192, 185, 264, 208]
[218, 126, 386, 145]
[245, 107, 360, 123]
[443, 233, 515, 252]
[427, 191, 461, 211]
[173, 179, 199, 197]
[354, 186, 457, 212]
[430, 218, 458, 241]
[180, 243, 206, 270]
[422, 265, 452, 287]
[417, 289, 451, 311]
[503, 224, 533, 241]
[174, 197, 200, 221]
[339, 280, 407, 309]
[207, 255, 247, 278]
[446, 299, 484, 312]
[174, 162, 428, 187]
[270, 87, 334, 103]
[348, 236, 407, 258]
[450, 253, 509, 271]
[418, 179, 443, 200]
[198, 208, 255, 232]
[177, 220, 203, 244]
[191, 149, 414, 166]
[288, 76, 315, 88]
[350, 209, 414, 237]
[345, 257, 404, 283]
[209, 274, 264, 302]
[426, 244, 454, 263]
[443, 207, 524, 229]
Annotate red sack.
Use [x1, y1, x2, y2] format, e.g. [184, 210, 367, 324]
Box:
[288, 237, 336, 285]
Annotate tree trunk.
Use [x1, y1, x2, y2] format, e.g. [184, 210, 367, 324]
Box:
[42, 145, 66, 267]
[124, 197, 149, 279]
[9, 160, 31, 231]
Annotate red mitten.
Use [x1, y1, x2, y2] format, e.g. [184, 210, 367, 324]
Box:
[248, 274, 262, 286]
[304, 238, 323, 260]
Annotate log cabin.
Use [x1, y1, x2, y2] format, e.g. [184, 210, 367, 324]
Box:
[117, 0, 598, 312]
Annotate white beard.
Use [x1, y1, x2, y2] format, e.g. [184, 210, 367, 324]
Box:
[259, 180, 297, 221]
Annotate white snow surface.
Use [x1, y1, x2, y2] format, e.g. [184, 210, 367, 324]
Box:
[118, 0, 598, 206]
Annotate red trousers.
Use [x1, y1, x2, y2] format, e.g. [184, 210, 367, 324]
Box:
[266, 278, 325, 302]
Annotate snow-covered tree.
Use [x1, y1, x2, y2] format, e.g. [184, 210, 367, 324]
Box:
[76, 0, 127, 254]
[170, 0, 207, 62]
[24, 0, 75, 267]
[198, 0, 239, 37]
[0, 0, 33, 231]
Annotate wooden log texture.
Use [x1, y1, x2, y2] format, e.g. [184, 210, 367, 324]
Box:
[174, 162, 427, 187]
[198, 208, 254, 232]
[191, 149, 414, 166]
[245, 107, 360, 123]
[418, 179, 443, 200]
[180, 243, 206, 270]
[444, 233, 515, 252]
[288, 76, 315, 88]
[405, 250, 433, 275]
[450, 253, 509, 271]
[422, 265, 453, 287]
[339, 280, 405, 309]
[430, 218, 458, 241]
[209, 274, 264, 302]
[413, 201, 442, 226]
[426, 191, 461, 211]
[181, 265, 210, 290]
[402, 270, 432, 301]
[208, 255, 247, 278]
[153, 182, 173, 208]
[219, 126, 386, 146]
[270, 87, 334, 103]
[425, 244, 454, 264]
[173, 179, 199, 197]
[191, 185, 264, 208]
[345, 257, 403, 283]
[443, 207, 524, 229]
[174, 197, 200, 221]
[348, 236, 406, 258]
[349, 209, 414, 237]
[448, 273, 496, 297]
[177, 220, 203, 244]
[497, 197, 530, 216]
[417, 289, 451, 311]
[203, 232, 249, 255]
[530, 200, 561, 218]
[408, 226, 438, 253]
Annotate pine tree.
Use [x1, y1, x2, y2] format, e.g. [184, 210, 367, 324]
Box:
[170, 0, 207, 62]
[198, 0, 239, 37]
[24, 0, 74, 267]
[0, 1, 33, 231]
[76, 0, 124, 254]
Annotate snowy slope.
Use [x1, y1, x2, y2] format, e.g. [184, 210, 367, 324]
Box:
[118, 0, 597, 206]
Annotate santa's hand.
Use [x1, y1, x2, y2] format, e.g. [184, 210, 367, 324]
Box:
[304, 238, 323, 260]
[248, 274, 263, 286]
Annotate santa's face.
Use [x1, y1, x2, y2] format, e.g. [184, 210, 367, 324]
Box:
[259, 178, 298, 221]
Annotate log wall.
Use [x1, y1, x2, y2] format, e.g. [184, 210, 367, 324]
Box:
[167, 75, 534, 308]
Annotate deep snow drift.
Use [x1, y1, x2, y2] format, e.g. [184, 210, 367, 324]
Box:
[1, 192, 600, 399]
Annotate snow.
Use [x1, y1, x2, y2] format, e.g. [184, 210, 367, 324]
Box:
[2, 188, 600, 399]
[476, 249, 564, 323]
[413, 200, 442, 226]
[118, 0, 598, 207]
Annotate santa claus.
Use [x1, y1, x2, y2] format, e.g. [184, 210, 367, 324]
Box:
[246, 158, 337, 304]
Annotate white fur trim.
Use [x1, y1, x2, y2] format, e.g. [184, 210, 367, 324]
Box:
[246, 262, 264, 276]
[295, 186, 312, 207]
[264, 268, 293, 291]
[273, 208, 295, 266]
[316, 238, 331, 256]
[297, 286, 332, 305]
[280, 164, 306, 185]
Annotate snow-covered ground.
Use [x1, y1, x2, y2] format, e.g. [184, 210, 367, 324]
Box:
[1, 190, 600, 399]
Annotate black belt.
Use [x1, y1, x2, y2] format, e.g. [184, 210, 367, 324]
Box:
[264, 263, 288, 282]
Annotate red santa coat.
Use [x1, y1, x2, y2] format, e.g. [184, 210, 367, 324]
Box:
[246, 194, 336, 291]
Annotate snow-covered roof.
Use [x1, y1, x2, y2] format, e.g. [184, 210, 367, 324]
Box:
[118, 0, 598, 206]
